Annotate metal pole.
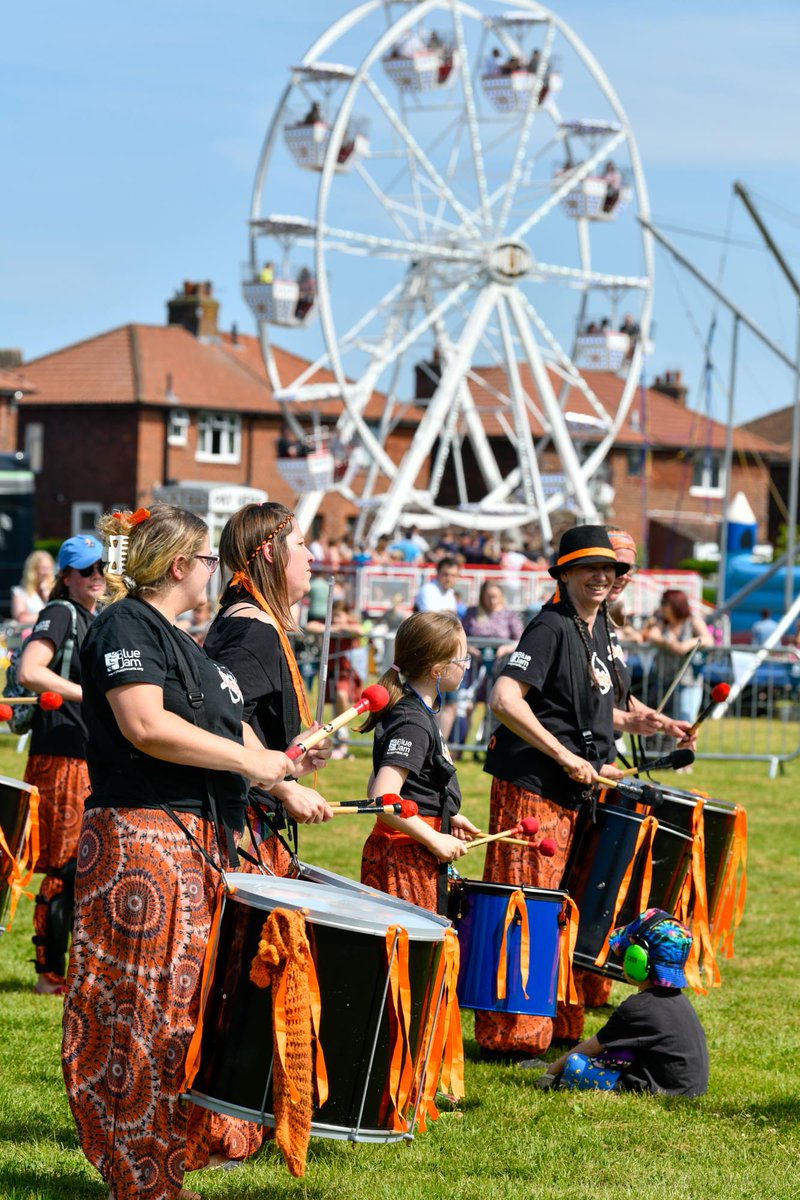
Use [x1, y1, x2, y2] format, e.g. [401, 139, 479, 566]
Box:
[717, 315, 740, 608]
[786, 298, 800, 614]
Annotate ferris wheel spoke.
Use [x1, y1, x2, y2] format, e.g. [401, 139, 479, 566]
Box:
[516, 291, 611, 428]
[495, 295, 553, 545]
[496, 21, 556, 234]
[370, 283, 501, 537]
[450, 5, 491, 230]
[321, 222, 478, 267]
[509, 128, 626, 242]
[363, 76, 483, 239]
[534, 262, 650, 291]
[350, 161, 418, 240]
[506, 288, 599, 521]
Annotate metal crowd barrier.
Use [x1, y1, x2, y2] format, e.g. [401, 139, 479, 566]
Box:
[296, 628, 800, 776]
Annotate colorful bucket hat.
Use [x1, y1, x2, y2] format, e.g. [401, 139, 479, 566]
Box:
[609, 907, 692, 989]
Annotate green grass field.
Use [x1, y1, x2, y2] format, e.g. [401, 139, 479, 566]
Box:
[0, 735, 798, 1200]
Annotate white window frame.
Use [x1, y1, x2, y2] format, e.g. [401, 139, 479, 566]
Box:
[689, 451, 725, 498]
[71, 502, 102, 537]
[167, 407, 190, 446]
[196, 412, 241, 464]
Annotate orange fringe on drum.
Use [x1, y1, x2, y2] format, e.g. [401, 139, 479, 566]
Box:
[474, 778, 585, 1053]
[249, 908, 327, 1178]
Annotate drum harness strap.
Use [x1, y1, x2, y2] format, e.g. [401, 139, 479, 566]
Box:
[562, 616, 601, 818]
[130, 598, 239, 888]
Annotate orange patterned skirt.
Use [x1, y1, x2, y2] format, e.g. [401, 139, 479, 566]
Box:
[63, 806, 237, 1199]
[361, 821, 441, 914]
[474, 778, 587, 1054]
[24, 754, 89, 985]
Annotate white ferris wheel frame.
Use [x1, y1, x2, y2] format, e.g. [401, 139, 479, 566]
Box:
[248, 0, 654, 544]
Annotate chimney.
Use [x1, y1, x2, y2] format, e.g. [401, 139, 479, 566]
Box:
[651, 369, 688, 406]
[0, 349, 23, 370]
[167, 280, 219, 339]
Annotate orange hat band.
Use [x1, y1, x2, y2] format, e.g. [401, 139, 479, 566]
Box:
[555, 546, 617, 569]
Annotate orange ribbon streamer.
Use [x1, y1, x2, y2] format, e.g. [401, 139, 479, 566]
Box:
[711, 805, 747, 960]
[676, 800, 719, 996]
[557, 895, 580, 1005]
[0, 785, 40, 932]
[594, 814, 657, 967]
[385, 925, 415, 1132]
[495, 889, 530, 1001]
[183, 881, 226, 1091]
[415, 927, 464, 1133]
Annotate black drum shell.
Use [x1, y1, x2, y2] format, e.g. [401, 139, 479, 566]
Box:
[562, 803, 693, 980]
[187, 886, 444, 1141]
[0, 774, 34, 931]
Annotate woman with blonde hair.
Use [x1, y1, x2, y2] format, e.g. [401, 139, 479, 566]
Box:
[11, 548, 55, 629]
[204, 502, 332, 877]
[62, 504, 310, 1200]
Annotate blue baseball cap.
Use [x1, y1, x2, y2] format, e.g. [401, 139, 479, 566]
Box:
[57, 534, 104, 571]
[609, 907, 692, 989]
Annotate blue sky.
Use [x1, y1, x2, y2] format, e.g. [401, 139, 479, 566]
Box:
[3, 1, 799, 425]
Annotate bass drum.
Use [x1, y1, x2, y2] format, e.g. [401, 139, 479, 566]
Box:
[561, 804, 692, 980]
[185, 874, 449, 1142]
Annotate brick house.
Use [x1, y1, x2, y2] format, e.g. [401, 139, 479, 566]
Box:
[15, 283, 787, 565]
[741, 405, 792, 545]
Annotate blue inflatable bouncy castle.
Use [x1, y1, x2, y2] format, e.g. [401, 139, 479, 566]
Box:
[724, 493, 800, 635]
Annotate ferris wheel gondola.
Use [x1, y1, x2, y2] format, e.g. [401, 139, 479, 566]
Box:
[245, 0, 654, 549]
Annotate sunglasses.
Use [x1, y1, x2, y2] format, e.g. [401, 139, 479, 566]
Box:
[195, 554, 219, 574]
[77, 561, 105, 578]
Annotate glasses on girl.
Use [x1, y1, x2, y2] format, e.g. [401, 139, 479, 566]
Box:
[195, 554, 220, 574]
[77, 562, 105, 578]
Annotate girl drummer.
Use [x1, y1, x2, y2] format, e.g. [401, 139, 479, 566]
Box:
[360, 611, 480, 914]
[475, 525, 628, 1059]
[62, 505, 309, 1200]
[204, 501, 332, 876]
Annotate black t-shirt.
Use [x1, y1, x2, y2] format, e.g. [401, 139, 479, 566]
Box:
[204, 605, 300, 814]
[27, 599, 95, 759]
[80, 598, 248, 828]
[484, 604, 618, 807]
[372, 691, 462, 819]
[597, 987, 709, 1096]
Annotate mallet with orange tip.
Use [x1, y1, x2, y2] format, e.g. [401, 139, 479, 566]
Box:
[0, 691, 63, 722]
[331, 798, 419, 818]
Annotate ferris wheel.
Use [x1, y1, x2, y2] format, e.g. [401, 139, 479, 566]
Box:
[244, 0, 654, 550]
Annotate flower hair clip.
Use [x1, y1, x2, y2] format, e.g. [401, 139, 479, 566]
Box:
[112, 507, 150, 527]
[106, 508, 149, 578]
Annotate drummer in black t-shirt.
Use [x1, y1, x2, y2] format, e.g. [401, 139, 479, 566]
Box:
[474, 526, 628, 1061]
[204, 501, 332, 879]
[61, 505, 307, 1200]
[17, 534, 105, 995]
[360, 611, 480, 914]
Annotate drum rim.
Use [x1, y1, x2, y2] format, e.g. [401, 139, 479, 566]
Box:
[0, 775, 35, 795]
[594, 806, 694, 841]
[449, 877, 569, 901]
[223, 873, 449, 941]
[296, 860, 451, 928]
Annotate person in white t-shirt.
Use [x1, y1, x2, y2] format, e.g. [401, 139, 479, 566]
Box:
[415, 558, 460, 613]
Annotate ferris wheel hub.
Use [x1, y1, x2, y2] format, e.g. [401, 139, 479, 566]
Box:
[487, 240, 534, 284]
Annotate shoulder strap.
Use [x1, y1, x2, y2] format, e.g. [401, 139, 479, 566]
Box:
[560, 611, 598, 765]
[48, 600, 79, 681]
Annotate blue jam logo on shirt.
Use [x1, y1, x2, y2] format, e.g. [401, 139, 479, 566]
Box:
[216, 664, 243, 706]
[104, 648, 143, 674]
[508, 650, 531, 670]
[387, 737, 412, 758]
[591, 651, 612, 694]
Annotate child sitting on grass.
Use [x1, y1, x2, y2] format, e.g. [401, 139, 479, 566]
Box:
[536, 908, 709, 1096]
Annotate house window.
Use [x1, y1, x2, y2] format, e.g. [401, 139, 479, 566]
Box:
[167, 408, 189, 446]
[196, 412, 241, 464]
[690, 450, 724, 497]
[627, 449, 644, 478]
[72, 502, 102, 537]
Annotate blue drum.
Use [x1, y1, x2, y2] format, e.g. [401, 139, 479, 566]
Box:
[448, 879, 567, 1017]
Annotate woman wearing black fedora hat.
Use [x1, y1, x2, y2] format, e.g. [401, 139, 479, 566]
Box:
[474, 525, 629, 1060]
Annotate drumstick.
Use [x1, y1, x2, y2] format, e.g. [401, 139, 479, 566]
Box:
[653, 639, 702, 714]
[328, 792, 401, 809]
[286, 684, 389, 759]
[597, 747, 696, 788]
[331, 799, 418, 817]
[685, 682, 730, 737]
[466, 834, 557, 855]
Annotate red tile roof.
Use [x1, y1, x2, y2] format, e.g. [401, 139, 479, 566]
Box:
[740, 405, 792, 453]
[465, 365, 785, 457]
[0, 366, 36, 395]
